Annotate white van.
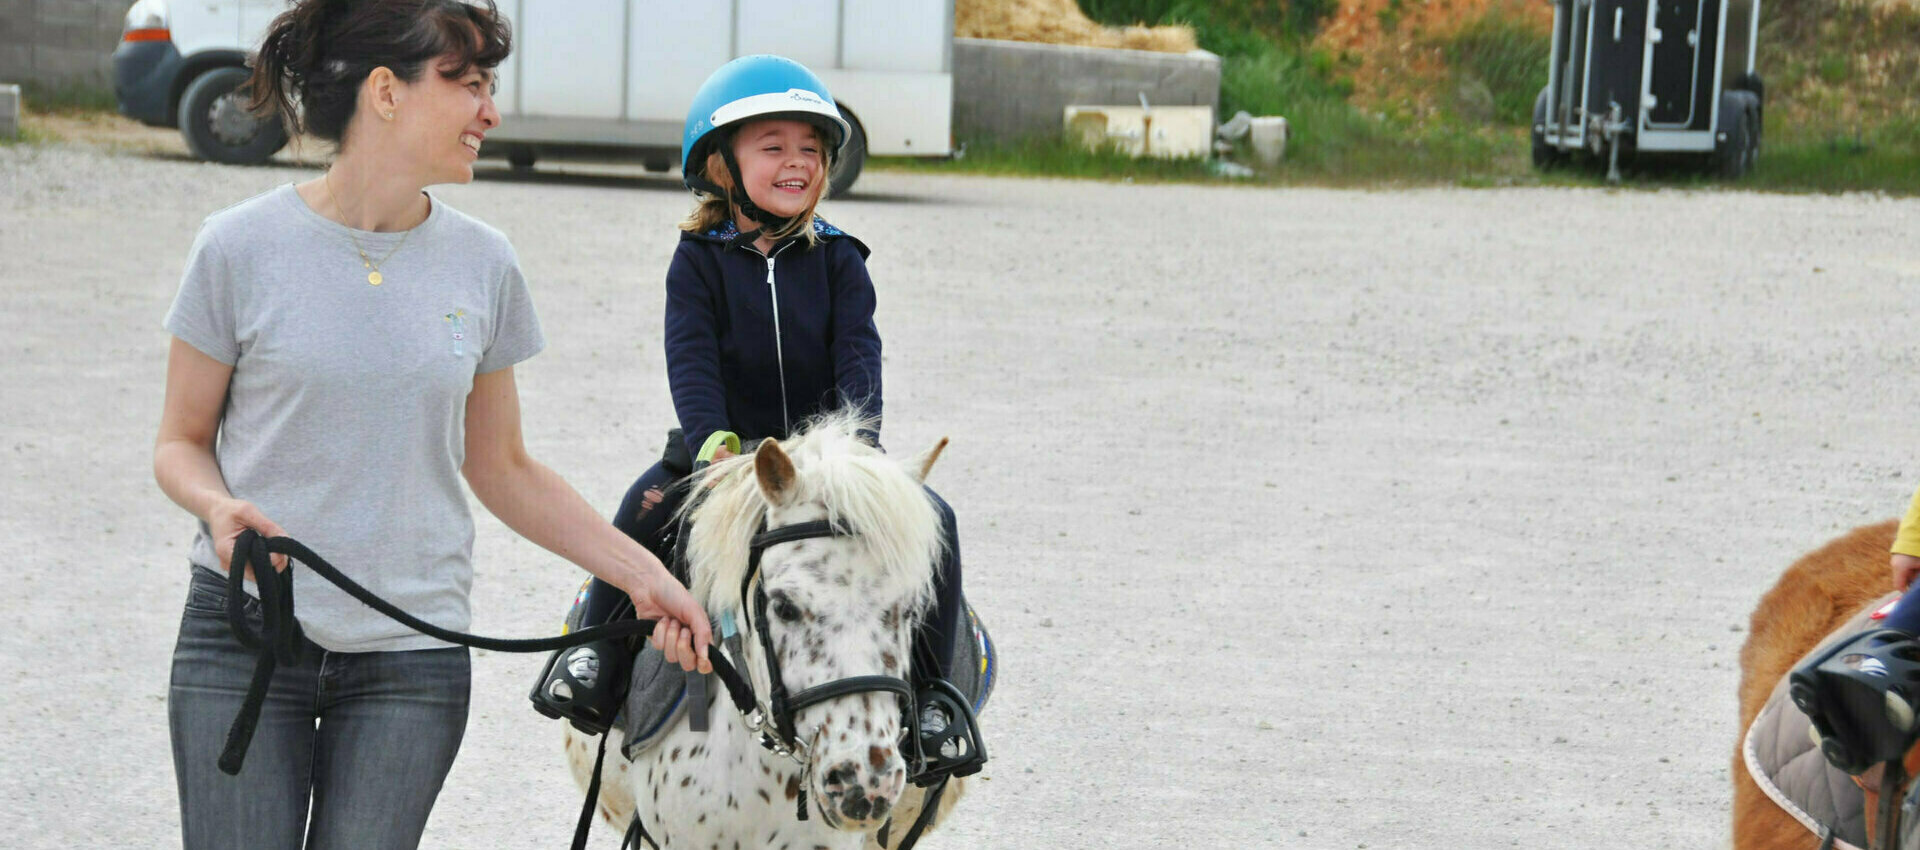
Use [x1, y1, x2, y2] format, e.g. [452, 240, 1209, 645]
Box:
[111, 0, 955, 194]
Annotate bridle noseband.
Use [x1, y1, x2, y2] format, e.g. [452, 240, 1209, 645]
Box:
[726, 518, 915, 764]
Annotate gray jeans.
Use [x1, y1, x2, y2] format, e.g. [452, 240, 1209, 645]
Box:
[169, 567, 470, 850]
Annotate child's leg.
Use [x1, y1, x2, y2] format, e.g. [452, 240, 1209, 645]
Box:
[913, 487, 963, 682]
[613, 460, 684, 552]
[578, 461, 690, 627]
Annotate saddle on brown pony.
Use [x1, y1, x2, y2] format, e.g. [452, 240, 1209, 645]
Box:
[1736, 521, 1920, 850]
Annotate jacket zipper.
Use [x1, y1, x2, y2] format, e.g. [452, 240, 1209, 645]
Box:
[762, 243, 794, 433]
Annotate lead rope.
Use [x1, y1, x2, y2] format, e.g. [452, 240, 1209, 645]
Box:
[217, 530, 755, 774]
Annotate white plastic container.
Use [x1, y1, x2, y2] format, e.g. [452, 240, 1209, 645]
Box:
[1249, 116, 1289, 165]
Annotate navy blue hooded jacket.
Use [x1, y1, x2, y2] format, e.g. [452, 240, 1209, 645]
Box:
[664, 217, 882, 459]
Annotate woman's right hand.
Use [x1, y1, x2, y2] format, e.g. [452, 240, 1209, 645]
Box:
[1893, 553, 1920, 592]
[209, 498, 288, 581]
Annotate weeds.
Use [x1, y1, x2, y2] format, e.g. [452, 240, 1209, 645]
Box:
[18, 82, 118, 115]
[1435, 4, 1551, 125]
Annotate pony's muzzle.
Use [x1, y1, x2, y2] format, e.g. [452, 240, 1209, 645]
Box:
[817, 747, 906, 828]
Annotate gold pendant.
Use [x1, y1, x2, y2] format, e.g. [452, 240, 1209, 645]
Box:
[367, 270, 384, 286]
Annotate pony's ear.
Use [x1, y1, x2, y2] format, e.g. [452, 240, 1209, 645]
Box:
[908, 437, 949, 483]
[755, 438, 798, 506]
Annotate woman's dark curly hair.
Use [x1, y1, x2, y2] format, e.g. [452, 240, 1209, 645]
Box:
[247, 0, 511, 143]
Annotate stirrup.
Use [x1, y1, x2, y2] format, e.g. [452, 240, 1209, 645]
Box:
[906, 679, 987, 787]
[529, 580, 638, 735]
[1789, 629, 1920, 775]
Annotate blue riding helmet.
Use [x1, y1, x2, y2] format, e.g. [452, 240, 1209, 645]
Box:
[681, 55, 850, 193]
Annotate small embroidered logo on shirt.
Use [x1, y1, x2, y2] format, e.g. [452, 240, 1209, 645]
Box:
[444, 310, 467, 356]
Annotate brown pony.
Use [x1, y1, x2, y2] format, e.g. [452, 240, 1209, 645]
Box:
[1735, 520, 1915, 849]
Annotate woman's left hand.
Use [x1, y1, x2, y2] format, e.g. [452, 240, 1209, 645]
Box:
[633, 567, 713, 674]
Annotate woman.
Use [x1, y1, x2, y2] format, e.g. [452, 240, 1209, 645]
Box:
[151, 2, 710, 847]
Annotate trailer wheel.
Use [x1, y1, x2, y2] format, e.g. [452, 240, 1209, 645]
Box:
[506, 146, 536, 170]
[178, 66, 288, 165]
[1530, 86, 1565, 170]
[827, 105, 866, 198]
[1712, 94, 1754, 180]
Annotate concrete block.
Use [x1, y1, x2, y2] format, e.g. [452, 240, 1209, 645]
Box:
[0, 0, 35, 30]
[954, 37, 1219, 145]
[1065, 105, 1213, 158]
[31, 44, 110, 85]
[0, 43, 32, 80]
[101, 1, 133, 31]
[0, 83, 19, 140]
[38, 0, 101, 27]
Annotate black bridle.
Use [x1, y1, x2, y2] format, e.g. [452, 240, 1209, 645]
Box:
[726, 519, 915, 765]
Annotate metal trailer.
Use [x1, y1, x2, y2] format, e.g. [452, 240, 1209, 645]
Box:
[484, 0, 955, 196]
[1531, 0, 1764, 180]
[111, 0, 954, 196]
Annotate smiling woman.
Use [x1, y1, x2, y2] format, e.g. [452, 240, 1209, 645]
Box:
[150, 2, 715, 849]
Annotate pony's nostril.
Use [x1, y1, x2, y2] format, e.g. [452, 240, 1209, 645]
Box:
[841, 792, 873, 821]
[869, 795, 891, 820]
[824, 764, 858, 788]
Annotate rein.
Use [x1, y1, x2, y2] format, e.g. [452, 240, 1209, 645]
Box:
[215, 529, 756, 776]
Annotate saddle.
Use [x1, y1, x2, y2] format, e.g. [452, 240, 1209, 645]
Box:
[1746, 592, 1920, 850]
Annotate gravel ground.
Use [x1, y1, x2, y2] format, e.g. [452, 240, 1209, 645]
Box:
[3, 139, 1919, 849]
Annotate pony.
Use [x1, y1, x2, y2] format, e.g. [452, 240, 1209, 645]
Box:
[1735, 520, 1911, 850]
[565, 412, 969, 849]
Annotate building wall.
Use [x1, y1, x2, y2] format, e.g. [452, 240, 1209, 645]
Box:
[0, 0, 129, 89]
[952, 37, 1220, 147]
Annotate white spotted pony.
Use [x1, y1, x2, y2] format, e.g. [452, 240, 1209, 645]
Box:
[565, 413, 969, 849]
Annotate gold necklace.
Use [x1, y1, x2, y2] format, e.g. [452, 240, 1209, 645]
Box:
[323, 170, 417, 286]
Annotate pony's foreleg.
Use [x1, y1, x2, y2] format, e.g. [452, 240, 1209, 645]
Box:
[563, 725, 638, 828]
[863, 776, 969, 850]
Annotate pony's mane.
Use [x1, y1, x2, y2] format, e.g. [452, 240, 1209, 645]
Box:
[683, 412, 942, 621]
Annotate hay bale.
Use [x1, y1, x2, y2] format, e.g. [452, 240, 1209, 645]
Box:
[956, 0, 1199, 53]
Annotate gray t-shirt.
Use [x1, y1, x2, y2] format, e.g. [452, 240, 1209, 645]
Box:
[164, 184, 545, 652]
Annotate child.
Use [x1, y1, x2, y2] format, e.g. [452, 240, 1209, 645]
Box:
[1793, 486, 1920, 774]
[565, 56, 976, 773]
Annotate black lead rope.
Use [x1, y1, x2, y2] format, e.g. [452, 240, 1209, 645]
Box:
[216, 529, 754, 776]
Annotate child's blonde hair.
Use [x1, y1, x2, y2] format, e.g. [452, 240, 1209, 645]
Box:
[680, 124, 831, 246]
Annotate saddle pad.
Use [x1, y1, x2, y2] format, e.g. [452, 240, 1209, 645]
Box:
[616, 601, 997, 760]
[1743, 591, 1900, 850]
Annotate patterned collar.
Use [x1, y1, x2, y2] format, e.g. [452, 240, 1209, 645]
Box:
[705, 217, 847, 241]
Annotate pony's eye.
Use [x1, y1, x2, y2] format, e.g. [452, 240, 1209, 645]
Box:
[772, 596, 803, 623]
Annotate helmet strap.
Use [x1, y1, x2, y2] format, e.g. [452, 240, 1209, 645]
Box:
[716, 144, 807, 245]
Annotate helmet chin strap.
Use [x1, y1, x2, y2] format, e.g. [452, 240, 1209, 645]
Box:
[715, 144, 807, 245]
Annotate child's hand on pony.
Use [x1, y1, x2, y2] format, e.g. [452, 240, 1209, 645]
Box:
[1894, 553, 1920, 592]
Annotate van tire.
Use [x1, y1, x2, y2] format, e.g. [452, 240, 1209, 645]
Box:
[178, 66, 287, 165]
[828, 106, 866, 198]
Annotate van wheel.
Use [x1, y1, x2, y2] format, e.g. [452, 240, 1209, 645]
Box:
[507, 147, 536, 170]
[828, 106, 866, 198]
[178, 66, 288, 165]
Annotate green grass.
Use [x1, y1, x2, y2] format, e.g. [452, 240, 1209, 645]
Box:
[17, 81, 118, 114]
[1435, 5, 1551, 126]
